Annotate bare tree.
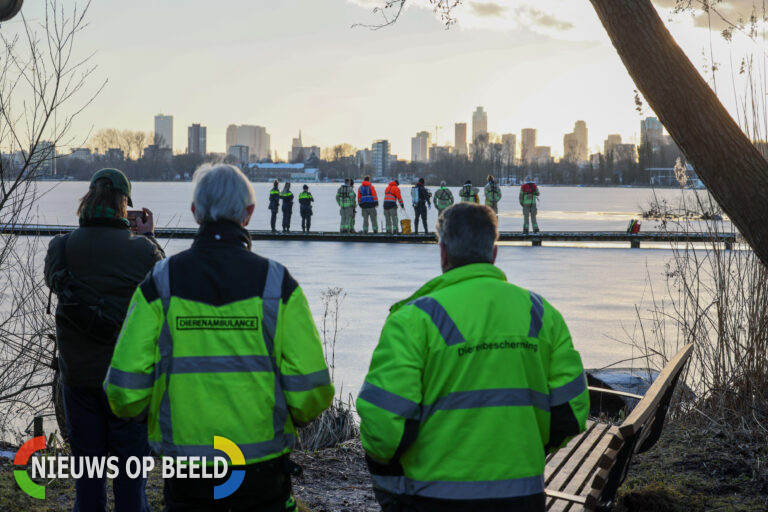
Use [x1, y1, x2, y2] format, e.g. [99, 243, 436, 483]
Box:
[0, 0, 103, 440]
[89, 128, 152, 160]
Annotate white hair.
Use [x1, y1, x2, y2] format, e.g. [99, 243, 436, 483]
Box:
[192, 164, 255, 224]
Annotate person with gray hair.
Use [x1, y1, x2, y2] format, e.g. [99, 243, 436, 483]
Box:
[358, 202, 588, 511]
[192, 164, 256, 224]
[105, 163, 333, 510]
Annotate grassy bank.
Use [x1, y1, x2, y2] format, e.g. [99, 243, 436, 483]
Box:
[615, 422, 768, 512]
[2, 422, 766, 511]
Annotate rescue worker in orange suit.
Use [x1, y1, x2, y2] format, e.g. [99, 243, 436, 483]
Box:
[383, 180, 405, 234]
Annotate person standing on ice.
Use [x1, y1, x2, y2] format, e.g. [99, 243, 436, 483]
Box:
[336, 178, 356, 233]
[520, 176, 540, 234]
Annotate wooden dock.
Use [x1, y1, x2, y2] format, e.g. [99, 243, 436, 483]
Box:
[0, 224, 738, 249]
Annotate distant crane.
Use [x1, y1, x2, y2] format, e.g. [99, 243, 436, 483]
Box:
[433, 125, 443, 146]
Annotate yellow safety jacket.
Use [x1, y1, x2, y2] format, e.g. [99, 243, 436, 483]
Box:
[105, 220, 334, 464]
[357, 263, 588, 501]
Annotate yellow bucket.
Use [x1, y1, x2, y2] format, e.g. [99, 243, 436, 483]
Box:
[400, 219, 412, 234]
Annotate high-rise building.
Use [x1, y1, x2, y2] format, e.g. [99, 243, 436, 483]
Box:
[411, 131, 431, 163]
[563, 133, 579, 162]
[429, 145, 451, 163]
[226, 125, 238, 150]
[521, 128, 537, 163]
[641, 117, 664, 146]
[228, 145, 249, 165]
[501, 133, 516, 163]
[187, 124, 207, 155]
[226, 124, 271, 162]
[532, 146, 552, 164]
[154, 114, 173, 150]
[604, 134, 623, 156]
[562, 121, 588, 163]
[472, 107, 488, 144]
[454, 123, 468, 156]
[371, 140, 390, 177]
[32, 141, 56, 176]
[573, 120, 588, 162]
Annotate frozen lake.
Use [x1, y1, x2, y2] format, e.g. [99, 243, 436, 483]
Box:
[29, 181, 704, 393]
[36, 181, 709, 232]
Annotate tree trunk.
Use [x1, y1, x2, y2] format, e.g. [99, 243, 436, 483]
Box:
[590, 0, 768, 267]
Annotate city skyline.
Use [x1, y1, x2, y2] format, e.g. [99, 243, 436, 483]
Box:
[8, 1, 755, 160]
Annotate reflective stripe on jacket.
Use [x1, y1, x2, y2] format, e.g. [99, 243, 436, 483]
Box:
[105, 221, 334, 465]
[484, 182, 502, 207]
[269, 188, 280, 211]
[519, 183, 539, 206]
[299, 192, 314, 213]
[358, 181, 378, 208]
[384, 181, 404, 210]
[336, 185, 356, 208]
[280, 191, 294, 209]
[459, 185, 479, 203]
[434, 187, 454, 210]
[357, 263, 589, 501]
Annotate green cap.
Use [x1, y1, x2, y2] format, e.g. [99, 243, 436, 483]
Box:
[90, 168, 132, 206]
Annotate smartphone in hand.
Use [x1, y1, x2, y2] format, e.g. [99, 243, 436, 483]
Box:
[127, 210, 147, 233]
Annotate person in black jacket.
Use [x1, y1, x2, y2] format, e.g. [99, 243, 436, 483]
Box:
[280, 182, 294, 232]
[412, 178, 432, 234]
[268, 179, 280, 233]
[44, 168, 164, 512]
[298, 184, 314, 233]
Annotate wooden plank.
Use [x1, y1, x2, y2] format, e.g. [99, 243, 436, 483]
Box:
[618, 344, 693, 438]
[546, 498, 577, 512]
[0, 224, 736, 246]
[591, 465, 613, 491]
[547, 423, 612, 493]
[560, 426, 620, 498]
[545, 420, 598, 483]
[588, 386, 644, 400]
[545, 490, 587, 504]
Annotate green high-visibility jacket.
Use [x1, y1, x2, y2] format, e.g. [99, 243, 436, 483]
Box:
[105, 221, 334, 465]
[484, 181, 502, 207]
[458, 184, 479, 203]
[336, 185, 356, 208]
[434, 187, 454, 210]
[357, 263, 588, 501]
[519, 183, 540, 206]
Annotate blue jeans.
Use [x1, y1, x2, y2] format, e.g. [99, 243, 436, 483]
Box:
[62, 384, 150, 512]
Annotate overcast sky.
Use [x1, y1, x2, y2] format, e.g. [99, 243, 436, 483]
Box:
[8, 0, 763, 159]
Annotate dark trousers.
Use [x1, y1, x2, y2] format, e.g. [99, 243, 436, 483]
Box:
[300, 211, 311, 231]
[414, 205, 428, 233]
[163, 456, 296, 511]
[270, 209, 278, 231]
[62, 384, 150, 512]
[282, 209, 292, 230]
[374, 489, 545, 512]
